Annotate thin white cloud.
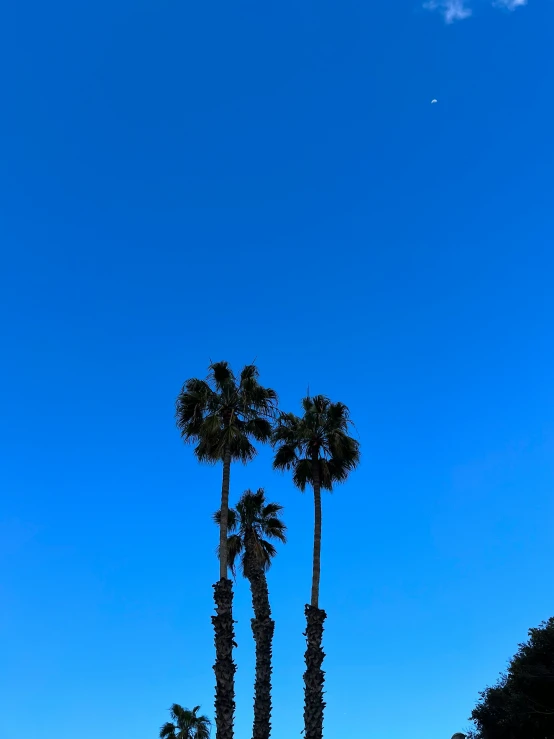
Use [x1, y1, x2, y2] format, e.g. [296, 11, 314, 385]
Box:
[494, 0, 527, 9]
[424, 0, 472, 22]
[425, 0, 528, 22]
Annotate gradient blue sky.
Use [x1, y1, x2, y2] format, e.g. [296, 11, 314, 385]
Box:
[1, 1, 553, 738]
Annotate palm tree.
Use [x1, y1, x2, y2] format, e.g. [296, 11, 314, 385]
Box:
[272, 395, 360, 739]
[175, 361, 278, 739]
[160, 705, 211, 739]
[215, 489, 286, 739]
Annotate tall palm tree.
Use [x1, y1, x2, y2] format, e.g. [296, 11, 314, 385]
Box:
[215, 489, 286, 739]
[272, 395, 360, 739]
[160, 705, 211, 739]
[175, 361, 278, 739]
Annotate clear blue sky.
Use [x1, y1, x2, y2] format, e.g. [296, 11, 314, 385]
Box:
[1, 1, 553, 738]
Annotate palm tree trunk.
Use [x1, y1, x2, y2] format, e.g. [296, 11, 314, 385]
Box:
[219, 445, 232, 579]
[212, 444, 235, 739]
[303, 454, 326, 739]
[244, 529, 275, 739]
[212, 580, 236, 739]
[310, 455, 322, 609]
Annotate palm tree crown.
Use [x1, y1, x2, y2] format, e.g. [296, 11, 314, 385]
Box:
[215, 488, 287, 577]
[176, 361, 278, 465]
[272, 394, 360, 490]
[160, 705, 211, 739]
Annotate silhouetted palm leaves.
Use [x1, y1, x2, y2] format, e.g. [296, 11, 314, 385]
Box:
[160, 705, 211, 739]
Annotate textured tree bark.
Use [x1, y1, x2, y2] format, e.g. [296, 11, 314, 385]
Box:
[304, 454, 325, 739]
[303, 605, 327, 739]
[219, 444, 232, 580]
[244, 529, 275, 739]
[212, 578, 236, 739]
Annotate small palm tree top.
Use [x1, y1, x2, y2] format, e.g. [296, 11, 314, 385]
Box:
[214, 488, 287, 577]
[272, 394, 360, 491]
[176, 361, 278, 464]
[160, 704, 211, 739]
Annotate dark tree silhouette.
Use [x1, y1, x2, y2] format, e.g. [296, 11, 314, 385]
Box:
[176, 362, 277, 739]
[467, 617, 554, 739]
[160, 705, 211, 739]
[273, 395, 360, 739]
[215, 488, 286, 739]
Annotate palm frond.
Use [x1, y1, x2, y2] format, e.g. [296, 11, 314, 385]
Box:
[183, 378, 213, 395]
[193, 434, 222, 464]
[226, 534, 244, 576]
[261, 517, 287, 543]
[273, 394, 359, 492]
[192, 706, 211, 729]
[272, 412, 301, 442]
[170, 704, 187, 726]
[217, 488, 287, 576]
[324, 401, 350, 432]
[236, 489, 260, 523]
[244, 383, 278, 417]
[213, 507, 238, 532]
[160, 722, 177, 739]
[197, 415, 225, 448]
[331, 432, 360, 463]
[163, 704, 210, 739]
[177, 360, 276, 473]
[257, 539, 278, 570]
[261, 501, 284, 517]
[319, 459, 335, 491]
[292, 458, 312, 491]
[301, 395, 314, 413]
[251, 487, 266, 504]
[175, 379, 216, 440]
[209, 361, 236, 393]
[272, 443, 298, 471]
[243, 417, 273, 443]
[195, 718, 211, 739]
[215, 535, 243, 576]
[229, 431, 256, 463]
[239, 365, 276, 402]
[328, 435, 360, 469]
[239, 364, 259, 384]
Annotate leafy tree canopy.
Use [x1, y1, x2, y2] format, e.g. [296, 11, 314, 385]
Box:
[272, 394, 360, 491]
[214, 488, 287, 577]
[467, 617, 554, 739]
[160, 704, 211, 739]
[176, 361, 278, 464]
